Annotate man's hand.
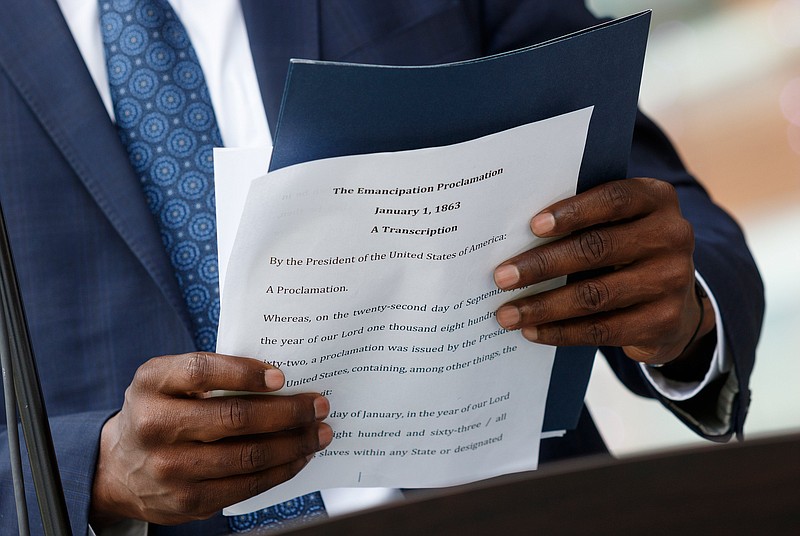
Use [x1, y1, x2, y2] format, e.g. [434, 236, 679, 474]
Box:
[493, 178, 715, 366]
[89, 352, 331, 527]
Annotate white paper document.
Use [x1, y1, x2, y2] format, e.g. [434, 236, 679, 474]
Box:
[215, 107, 593, 513]
[213, 145, 272, 294]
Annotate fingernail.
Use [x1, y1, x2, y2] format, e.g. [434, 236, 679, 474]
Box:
[494, 264, 520, 288]
[531, 213, 555, 236]
[496, 306, 520, 328]
[318, 425, 333, 449]
[522, 326, 539, 341]
[314, 397, 330, 420]
[264, 368, 284, 389]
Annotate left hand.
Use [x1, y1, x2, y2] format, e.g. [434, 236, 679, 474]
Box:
[493, 178, 714, 366]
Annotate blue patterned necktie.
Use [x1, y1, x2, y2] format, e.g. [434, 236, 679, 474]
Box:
[99, 0, 326, 531]
[99, 0, 221, 351]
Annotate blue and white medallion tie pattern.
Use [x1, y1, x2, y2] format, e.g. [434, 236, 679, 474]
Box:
[99, 1, 328, 531]
[227, 492, 327, 533]
[100, 0, 221, 351]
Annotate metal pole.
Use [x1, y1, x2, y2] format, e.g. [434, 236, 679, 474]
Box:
[1, 313, 29, 536]
[0, 201, 72, 536]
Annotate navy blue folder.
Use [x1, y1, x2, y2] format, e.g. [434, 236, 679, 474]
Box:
[270, 12, 651, 432]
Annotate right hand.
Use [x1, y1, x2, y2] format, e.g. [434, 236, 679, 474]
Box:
[89, 352, 331, 527]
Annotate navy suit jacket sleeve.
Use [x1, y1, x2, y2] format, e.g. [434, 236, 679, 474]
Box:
[0, 1, 762, 533]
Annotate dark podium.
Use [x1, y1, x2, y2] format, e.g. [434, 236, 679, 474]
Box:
[283, 433, 800, 535]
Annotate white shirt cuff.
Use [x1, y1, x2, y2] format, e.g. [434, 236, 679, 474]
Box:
[639, 272, 730, 401]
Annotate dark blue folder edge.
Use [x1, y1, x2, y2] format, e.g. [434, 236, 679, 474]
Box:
[270, 12, 651, 431]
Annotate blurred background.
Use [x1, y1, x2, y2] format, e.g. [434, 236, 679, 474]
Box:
[584, 0, 800, 454]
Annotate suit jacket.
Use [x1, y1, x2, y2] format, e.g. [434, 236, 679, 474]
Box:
[0, 1, 763, 534]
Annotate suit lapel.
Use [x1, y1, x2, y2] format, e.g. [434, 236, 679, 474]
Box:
[0, 0, 191, 330]
[240, 0, 320, 134]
